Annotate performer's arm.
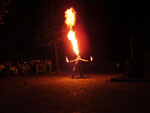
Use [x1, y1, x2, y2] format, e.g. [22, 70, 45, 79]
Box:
[80, 58, 89, 62]
[68, 60, 75, 63]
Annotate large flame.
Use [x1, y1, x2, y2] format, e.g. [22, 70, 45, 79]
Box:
[65, 7, 79, 55]
[65, 7, 76, 29]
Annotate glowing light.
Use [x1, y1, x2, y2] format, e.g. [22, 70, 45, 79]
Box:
[65, 7, 76, 29]
[90, 56, 93, 61]
[66, 56, 69, 63]
[65, 7, 79, 55]
[67, 30, 79, 55]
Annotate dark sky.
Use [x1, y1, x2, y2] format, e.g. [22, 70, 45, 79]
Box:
[0, 0, 150, 62]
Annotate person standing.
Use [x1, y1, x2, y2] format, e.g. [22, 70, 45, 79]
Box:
[67, 55, 89, 79]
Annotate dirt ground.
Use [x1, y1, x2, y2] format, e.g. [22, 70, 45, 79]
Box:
[0, 74, 150, 113]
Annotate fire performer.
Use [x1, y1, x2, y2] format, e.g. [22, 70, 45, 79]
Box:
[65, 7, 93, 78]
[67, 55, 89, 79]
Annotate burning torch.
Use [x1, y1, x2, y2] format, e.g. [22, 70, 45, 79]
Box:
[66, 56, 69, 63]
[90, 56, 93, 62]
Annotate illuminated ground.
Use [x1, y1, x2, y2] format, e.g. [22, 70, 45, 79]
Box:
[0, 74, 150, 113]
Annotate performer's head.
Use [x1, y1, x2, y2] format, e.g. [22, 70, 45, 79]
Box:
[77, 55, 81, 59]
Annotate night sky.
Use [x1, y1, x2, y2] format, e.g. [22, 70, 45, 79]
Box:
[0, 0, 150, 64]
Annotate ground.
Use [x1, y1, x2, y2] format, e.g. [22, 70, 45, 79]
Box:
[0, 74, 150, 113]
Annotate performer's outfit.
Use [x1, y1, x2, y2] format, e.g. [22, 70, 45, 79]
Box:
[72, 58, 83, 78]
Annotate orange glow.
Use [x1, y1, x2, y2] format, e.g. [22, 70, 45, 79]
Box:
[90, 56, 93, 61]
[66, 56, 69, 63]
[67, 30, 79, 55]
[65, 7, 79, 55]
[65, 7, 76, 29]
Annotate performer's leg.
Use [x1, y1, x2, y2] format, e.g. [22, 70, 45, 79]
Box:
[79, 67, 83, 78]
[80, 73, 83, 78]
[72, 71, 74, 79]
[72, 66, 75, 79]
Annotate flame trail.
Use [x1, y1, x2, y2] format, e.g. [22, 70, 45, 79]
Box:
[65, 7, 79, 55]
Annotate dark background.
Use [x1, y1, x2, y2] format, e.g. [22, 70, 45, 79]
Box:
[0, 0, 150, 72]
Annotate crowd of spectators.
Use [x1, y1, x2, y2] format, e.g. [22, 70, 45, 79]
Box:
[0, 59, 52, 77]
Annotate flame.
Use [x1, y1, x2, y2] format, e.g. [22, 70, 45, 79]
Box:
[68, 30, 79, 55]
[65, 7, 79, 55]
[90, 56, 93, 61]
[65, 7, 76, 29]
[66, 56, 69, 63]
